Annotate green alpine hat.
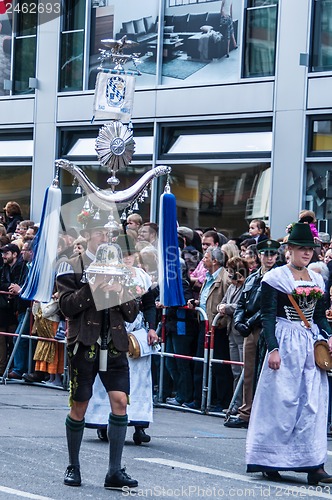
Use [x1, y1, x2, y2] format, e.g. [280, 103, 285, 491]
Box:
[286, 222, 320, 248]
[256, 239, 280, 254]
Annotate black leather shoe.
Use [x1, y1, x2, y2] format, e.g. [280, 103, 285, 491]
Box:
[224, 417, 249, 428]
[8, 371, 22, 380]
[262, 471, 283, 481]
[307, 470, 332, 485]
[133, 427, 151, 445]
[97, 428, 108, 442]
[22, 372, 47, 383]
[64, 465, 81, 487]
[104, 468, 138, 490]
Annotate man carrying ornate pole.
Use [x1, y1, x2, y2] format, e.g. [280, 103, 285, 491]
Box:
[56, 215, 139, 489]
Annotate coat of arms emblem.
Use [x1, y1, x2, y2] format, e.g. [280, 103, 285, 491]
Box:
[106, 76, 126, 108]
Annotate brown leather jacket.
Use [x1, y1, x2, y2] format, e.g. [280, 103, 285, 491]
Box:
[56, 253, 138, 350]
[200, 266, 229, 328]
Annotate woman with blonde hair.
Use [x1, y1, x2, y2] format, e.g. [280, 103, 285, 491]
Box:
[222, 242, 240, 260]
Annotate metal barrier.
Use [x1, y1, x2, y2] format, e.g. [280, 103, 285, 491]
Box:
[207, 312, 244, 417]
[154, 307, 244, 417]
[0, 311, 68, 389]
[2, 308, 31, 382]
[155, 306, 210, 413]
[0, 306, 243, 410]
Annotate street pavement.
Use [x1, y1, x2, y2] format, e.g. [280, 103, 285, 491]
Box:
[1, 381, 332, 499]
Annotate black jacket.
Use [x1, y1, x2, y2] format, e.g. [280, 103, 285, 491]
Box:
[0, 257, 27, 324]
[233, 268, 265, 331]
[261, 283, 332, 352]
[57, 253, 139, 349]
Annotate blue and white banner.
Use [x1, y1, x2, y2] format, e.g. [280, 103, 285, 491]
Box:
[93, 72, 136, 122]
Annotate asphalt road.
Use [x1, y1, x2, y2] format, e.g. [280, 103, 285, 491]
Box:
[1, 381, 332, 499]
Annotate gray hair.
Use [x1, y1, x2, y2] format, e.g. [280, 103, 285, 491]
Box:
[308, 261, 329, 283]
[206, 246, 226, 266]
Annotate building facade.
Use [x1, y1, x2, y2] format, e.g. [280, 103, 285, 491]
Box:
[0, 0, 331, 239]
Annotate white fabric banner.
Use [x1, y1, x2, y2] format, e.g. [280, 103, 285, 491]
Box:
[93, 72, 136, 122]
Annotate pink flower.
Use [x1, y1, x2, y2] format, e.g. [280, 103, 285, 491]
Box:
[292, 285, 324, 300]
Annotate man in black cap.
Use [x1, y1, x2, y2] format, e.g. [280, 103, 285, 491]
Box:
[225, 238, 280, 428]
[0, 243, 26, 376]
[56, 215, 139, 490]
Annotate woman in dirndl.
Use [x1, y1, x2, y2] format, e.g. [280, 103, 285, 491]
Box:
[246, 223, 332, 485]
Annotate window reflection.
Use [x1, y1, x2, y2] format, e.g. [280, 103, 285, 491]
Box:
[162, 1, 241, 86]
[311, 0, 332, 72]
[88, 1, 158, 89]
[158, 162, 271, 237]
[59, 30, 84, 91]
[0, 8, 38, 96]
[306, 164, 332, 234]
[0, 13, 12, 96]
[14, 36, 37, 94]
[312, 120, 332, 152]
[59, 0, 85, 92]
[167, 132, 272, 154]
[244, 0, 278, 78]
[0, 166, 31, 217]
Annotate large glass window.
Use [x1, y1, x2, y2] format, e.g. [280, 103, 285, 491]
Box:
[0, 12, 12, 96]
[87, 0, 244, 89]
[59, 0, 85, 91]
[162, 0, 243, 86]
[306, 117, 332, 234]
[0, 131, 33, 217]
[311, 0, 332, 72]
[306, 164, 332, 234]
[0, 166, 32, 217]
[308, 117, 332, 155]
[158, 161, 270, 237]
[243, 0, 278, 78]
[0, 3, 37, 96]
[160, 119, 272, 159]
[158, 119, 272, 235]
[88, 0, 159, 89]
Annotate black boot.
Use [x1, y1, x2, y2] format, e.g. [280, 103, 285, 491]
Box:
[133, 426, 151, 445]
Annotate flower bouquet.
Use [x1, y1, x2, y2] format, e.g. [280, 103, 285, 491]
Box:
[292, 286, 324, 300]
[77, 209, 93, 226]
[127, 282, 146, 298]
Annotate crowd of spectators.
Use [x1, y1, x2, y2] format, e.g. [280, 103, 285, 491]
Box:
[1, 202, 332, 435]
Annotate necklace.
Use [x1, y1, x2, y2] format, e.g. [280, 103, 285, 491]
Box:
[290, 263, 305, 271]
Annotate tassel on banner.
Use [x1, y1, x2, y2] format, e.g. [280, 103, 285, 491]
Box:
[21, 184, 62, 302]
[158, 192, 185, 307]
